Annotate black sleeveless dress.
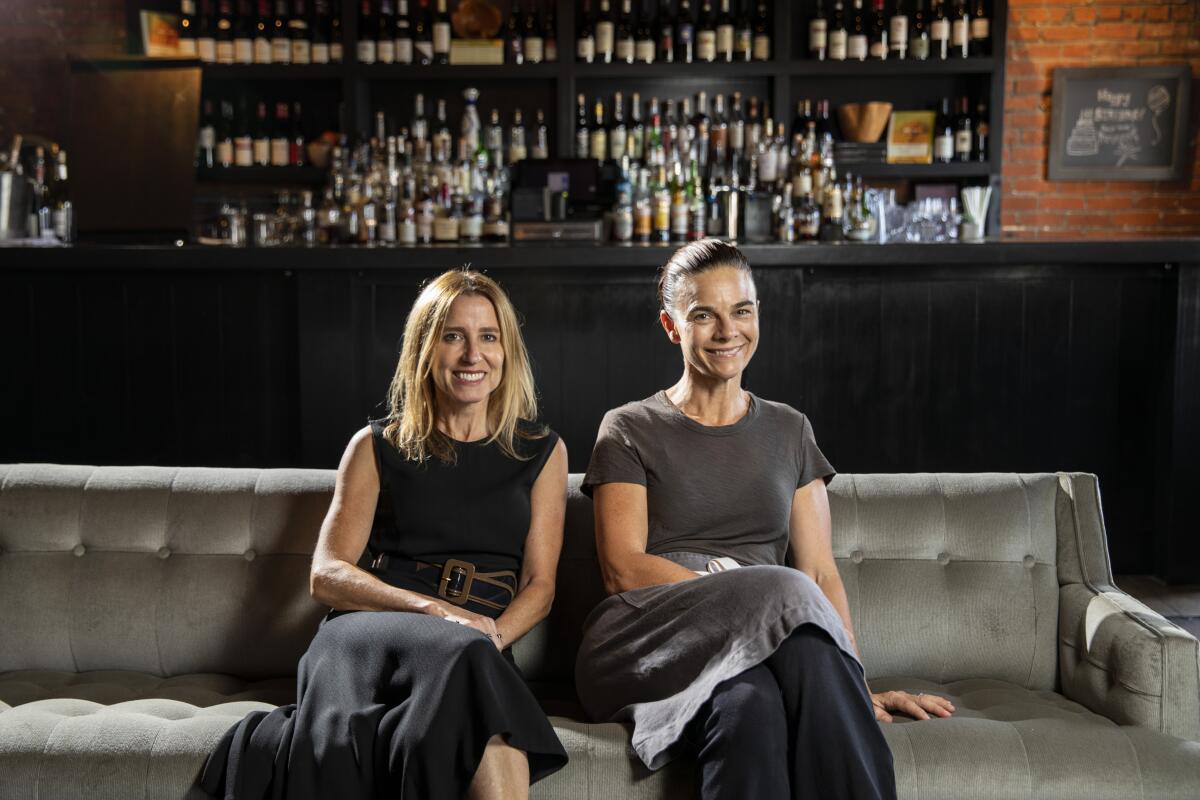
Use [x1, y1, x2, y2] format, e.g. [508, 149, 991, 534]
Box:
[199, 420, 569, 799]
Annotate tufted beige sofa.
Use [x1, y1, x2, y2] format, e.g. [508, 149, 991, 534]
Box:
[1, 464, 1198, 799]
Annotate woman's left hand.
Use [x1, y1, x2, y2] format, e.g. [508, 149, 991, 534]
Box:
[871, 691, 955, 723]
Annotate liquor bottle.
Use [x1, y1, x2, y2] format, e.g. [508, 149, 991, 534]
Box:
[254, 0, 273, 61]
[432, 0, 451, 64]
[809, 0, 828, 60]
[609, 92, 627, 161]
[715, 0, 734, 62]
[657, 0, 675, 63]
[290, 0, 312, 63]
[509, 109, 528, 162]
[819, 174, 843, 241]
[216, 0, 236, 63]
[577, 0, 595, 62]
[234, 97, 254, 166]
[615, 0, 635, 64]
[652, 165, 671, 243]
[270, 101, 291, 165]
[669, 161, 688, 241]
[752, 1, 770, 61]
[358, 0, 377, 63]
[432, 98, 451, 162]
[633, 168, 652, 243]
[950, 0, 968, 58]
[729, 91, 745, 156]
[217, 99, 235, 166]
[629, 91, 645, 161]
[575, 93, 590, 158]
[414, 0, 433, 63]
[544, 2, 557, 61]
[234, 0, 254, 63]
[270, 0, 290, 62]
[590, 99, 608, 161]
[887, 0, 906, 58]
[847, 0, 867, 61]
[377, 0, 396, 62]
[909, 0, 928, 59]
[676, 0, 695, 63]
[524, 0, 545, 63]
[49, 150, 74, 242]
[969, 0, 988, 56]
[253, 100, 271, 164]
[954, 95, 972, 161]
[734, 0, 752, 61]
[395, 0, 413, 62]
[635, 3, 655, 63]
[757, 116, 777, 185]
[933, 97, 954, 163]
[197, 98, 216, 167]
[696, 0, 717, 62]
[869, 0, 888, 58]
[311, 0, 331, 61]
[461, 87, 482, 157]
[827, 1, 846, 60]
[613, 175, 634, 242]
[197, 0, 217, 61]
[686, 158, 706, 239]
[796, 169, 820, 240]
[710, 93, 728, 160]
[973, 100, 988, 161]
[595, 0, 615, 63]
[777, 183, 796, 242]
[180, 0, 199, 56]
[532, 108, 550, 158]
[930, 0, 948, 59]
[330, 0, 343, 60]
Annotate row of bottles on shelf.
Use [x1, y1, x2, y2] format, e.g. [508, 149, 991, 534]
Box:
[180, 0, 343, 64]
[576, 0, 771, 64]
[4, 142, 74, 242]
[808, 0, 990, 61]
[198, 97, 310, 167]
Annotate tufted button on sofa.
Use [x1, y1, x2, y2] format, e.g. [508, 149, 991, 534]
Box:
[1, 464, 1198, 799]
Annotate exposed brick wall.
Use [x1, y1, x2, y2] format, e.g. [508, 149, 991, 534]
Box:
[1002, 0, 1200, 238]
[0, 0, 127, 145]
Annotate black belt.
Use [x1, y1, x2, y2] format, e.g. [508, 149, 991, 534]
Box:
[367, 552, 517, 612]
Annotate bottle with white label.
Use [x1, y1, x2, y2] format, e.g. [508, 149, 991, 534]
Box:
[751, 1, 770, 60]
[934, 97, 954, 163]
[358, 0, 377, 63]
[577, 0, 596, 62]
[290, 0, 311, 63]
[950, 0, 968, 58]
[270, 102, 290, 165]
[696, 0, 717, 62]
[253, 0, 273, 61]
[432, 0, 450, 64]
[311, 0, 331, 62]
[909, 0, 929, 59]
[827, 1, 846, 60]
[715, 0, 734, 62]
[378, 0, 396, 62]
[524, 0, 545, 63]
[954, 96, 973, 161]
[595, 0, 615, 63]
[197, 0, 218, 62]
[969, 0, 989, 56]
[269, 0, 290, 63]
[847, 0, 868, 61]
[234, 0, 254, 63]
[888, 0, 907, 59]
[930, 0, 949, 59]
[869, 0, 887, 58]
[216, 0, 236, 63]
[395, 0, 413, 62]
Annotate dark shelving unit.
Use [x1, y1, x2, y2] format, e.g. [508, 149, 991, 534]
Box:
[196, 166, 329, 185]
[169, 0, 1006, 226]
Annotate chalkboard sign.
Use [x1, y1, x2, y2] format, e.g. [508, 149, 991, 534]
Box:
[1049, 65, 1192, 182]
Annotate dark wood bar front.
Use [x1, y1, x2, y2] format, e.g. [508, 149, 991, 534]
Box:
[3, 239, 1197, 581]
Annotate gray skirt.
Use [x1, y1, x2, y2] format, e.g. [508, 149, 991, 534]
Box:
[574, 552, 862, 770]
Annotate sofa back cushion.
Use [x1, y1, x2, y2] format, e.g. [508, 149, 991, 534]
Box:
[1, 465, 1059, 692]
[0, 464, 329, 679]
[513, 473, 1060, 692]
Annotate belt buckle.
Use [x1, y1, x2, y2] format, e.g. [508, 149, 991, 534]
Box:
[439, 558, 475, 606]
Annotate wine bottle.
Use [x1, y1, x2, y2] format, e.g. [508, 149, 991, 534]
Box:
[827, 1, 847, 60]
[950, 0, 968, 58]
[973, 100, 988, 160]
[676, 0, 695, 63]
[909, 0, 928, 59]
[395, 0, 413, 63]
[635, 2, 655, 63]
[968, 0, 988, 56]
[413, 0, 433, 64]
[934, 97, 954, 163]
[590, 99, 608, 161]
[595, 0, 615, 63]
[577, 0, 595, 62]
[377, 0, 396, 63]
[544, 2, 557, 61]
[254, 0, 273, 61]
[217, 99, 235, 167]
[215, 0, 236, 63]
[198, 98, 216, 167]
[734, 0, 752, 62]
[657, 0, 675, 63]
[696, 0, 717, 62]
[616, 0, 635, 64]
[329, 0, 343, 60]
[888, 0, 906, 59]
[847, 0, 867, 61]
[358, 0, 377, 64]
[715, 0, 734, 63]
[290, 0, 312, 64]
[432, 0, 450, 64]
[954, 96, 972, 161]
[869, 0, 887, 59]
[810, 0, 828, 60]
[525, 0, 545, 63]
[180, 0, 199, 56]
[930, 0, 948, 59]
[270, 0, 290, 62]
[312, 0, 332, 61]
[752, 1, 770, 61]
[271, 101, 290, 165]
[197, 0, 217, 62]
[575, 94, 590, 158]
[234, 0, 254, 63]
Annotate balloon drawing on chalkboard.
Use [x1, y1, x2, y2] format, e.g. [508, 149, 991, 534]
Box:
[1147, 85, 1171, 146]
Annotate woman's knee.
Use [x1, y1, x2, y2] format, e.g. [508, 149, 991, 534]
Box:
[705, 667, 785, 735]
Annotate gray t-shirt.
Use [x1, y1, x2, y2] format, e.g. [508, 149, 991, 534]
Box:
[582, 391, 836, 567]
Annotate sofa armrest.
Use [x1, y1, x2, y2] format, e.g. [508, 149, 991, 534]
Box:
[1059, 582, 1200, 741]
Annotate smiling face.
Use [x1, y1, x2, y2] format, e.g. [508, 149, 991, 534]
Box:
[430, 293, 505, 417]
[660, 265, 759, 383]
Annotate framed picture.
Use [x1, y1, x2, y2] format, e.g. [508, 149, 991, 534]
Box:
[140, 10, 183, 57]
[886, 111, 936, 164]
[1049, 65, 1192, 182]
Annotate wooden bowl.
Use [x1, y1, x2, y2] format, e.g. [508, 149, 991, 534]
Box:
[837, 102, 894, 143]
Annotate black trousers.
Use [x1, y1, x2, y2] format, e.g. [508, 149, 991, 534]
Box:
[682, 624, 897, 800]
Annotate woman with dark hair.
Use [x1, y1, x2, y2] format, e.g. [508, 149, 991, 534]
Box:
[576, 240, 954, 799]
[202, 269, 568, 800]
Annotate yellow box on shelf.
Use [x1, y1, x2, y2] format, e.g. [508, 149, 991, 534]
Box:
[449, 40, 504, 66]
[886, 111, 936, 164]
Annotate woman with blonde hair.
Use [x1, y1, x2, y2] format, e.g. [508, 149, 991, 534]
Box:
[202, 269, 569, 799]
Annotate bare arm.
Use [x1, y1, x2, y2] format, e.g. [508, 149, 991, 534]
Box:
[493, 438, 569, 648]
[309, 427, 488, 637]
[593, 482, 699, 595]
[788, 478, 953, 722]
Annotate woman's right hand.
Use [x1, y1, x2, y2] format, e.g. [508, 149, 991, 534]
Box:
[430, 601, 503, 650]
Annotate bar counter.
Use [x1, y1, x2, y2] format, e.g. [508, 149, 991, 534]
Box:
[3, 238, 1198, 582]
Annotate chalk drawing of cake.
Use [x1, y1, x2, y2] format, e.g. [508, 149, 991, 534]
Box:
[1067, 108, 1099, 157]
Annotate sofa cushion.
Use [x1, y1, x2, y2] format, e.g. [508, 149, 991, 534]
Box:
[0, 670, 295, 709]
[874, 677, 1200, 799]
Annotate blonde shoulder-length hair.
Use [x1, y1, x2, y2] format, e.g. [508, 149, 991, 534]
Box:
[383, 269, 544, 464]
